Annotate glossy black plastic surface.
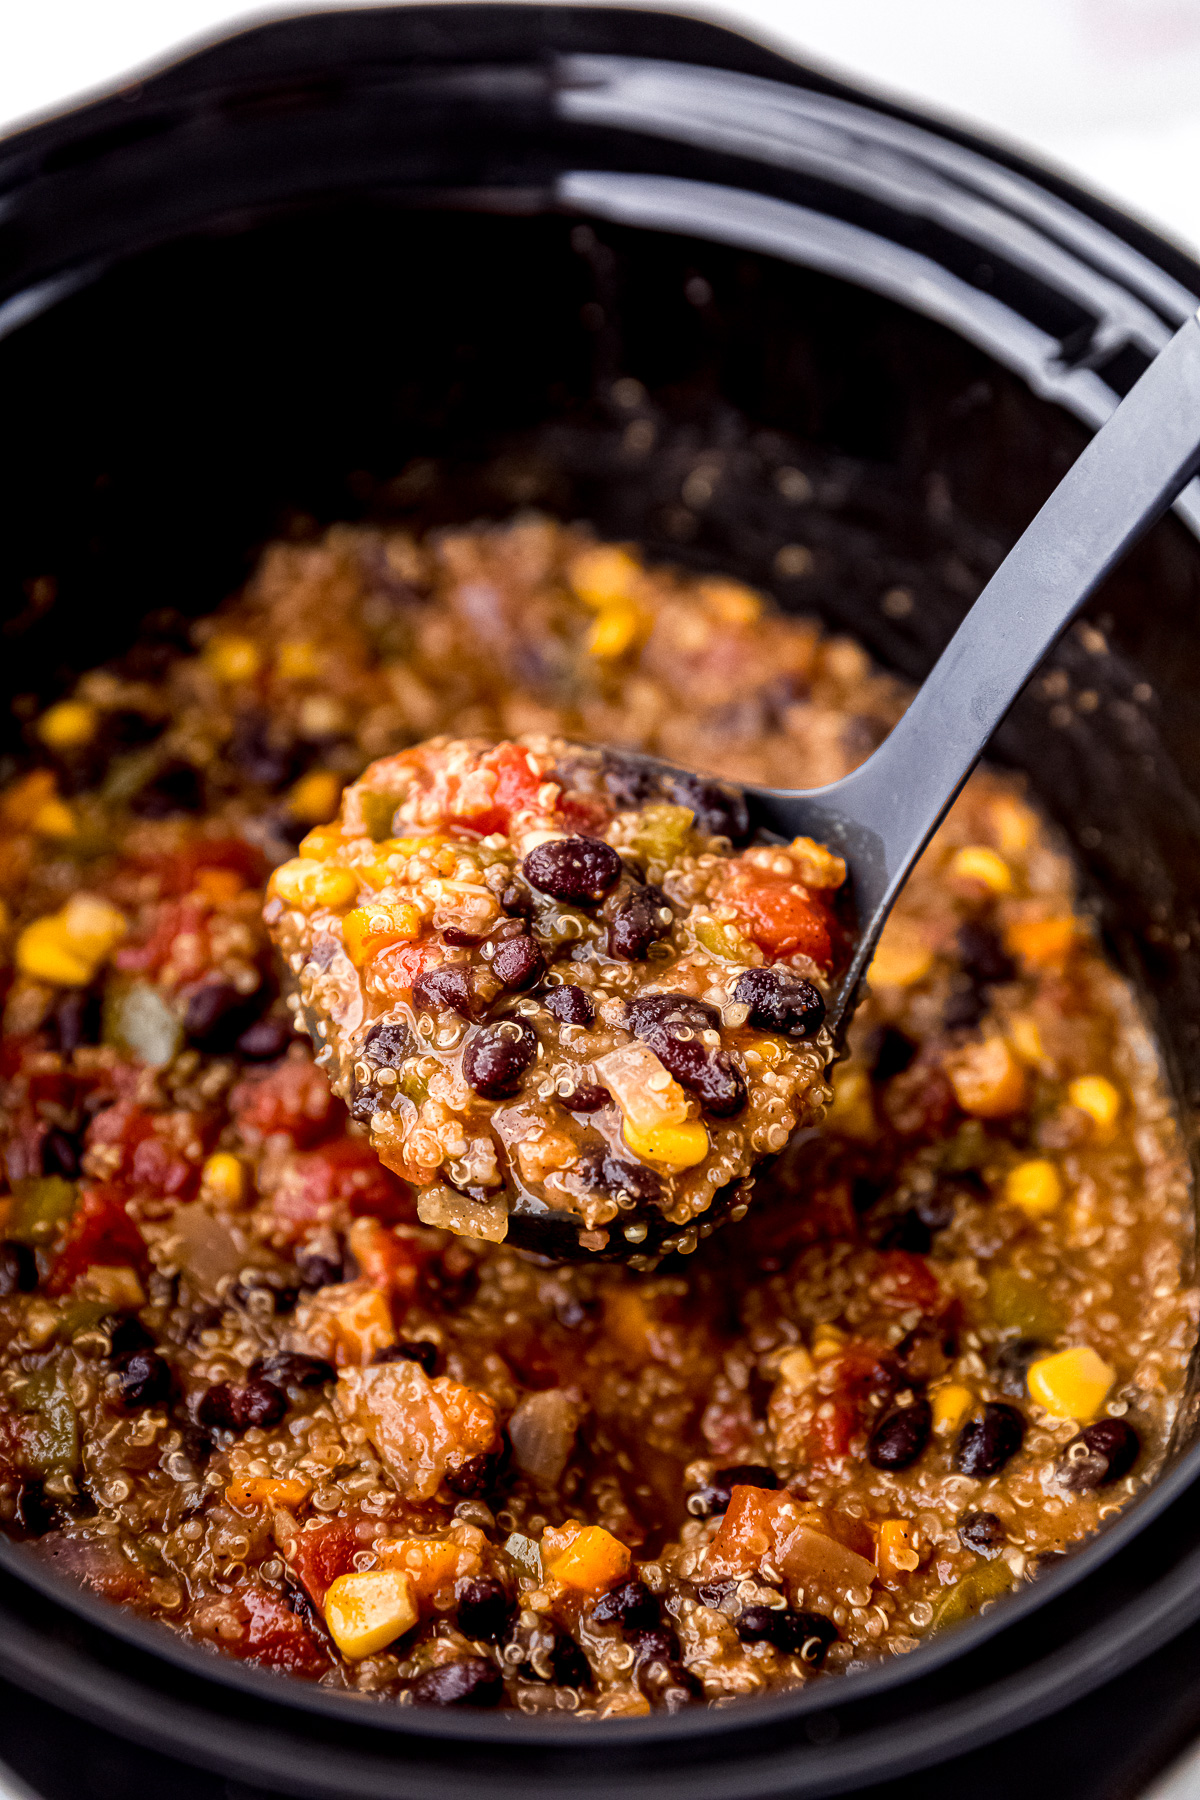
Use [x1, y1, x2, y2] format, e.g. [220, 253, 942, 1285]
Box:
[2, 7, 1200, 1797]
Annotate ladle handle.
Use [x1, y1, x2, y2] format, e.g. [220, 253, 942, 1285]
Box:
[799, 306, 1200, 966]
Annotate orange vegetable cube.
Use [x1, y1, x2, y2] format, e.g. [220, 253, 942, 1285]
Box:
[541, 1522, 631, 1593]
[342, 902, 422, 966]
[226, 1474, 311, 1510]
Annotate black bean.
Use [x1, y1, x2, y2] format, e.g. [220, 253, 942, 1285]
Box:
[185, 980, 257, 1051]
[295, 1247, 343, 1290]
[523, 836, 622, 905]
[627, 992, 746, 1116]
[574, 1145, 662, 1205]
[197, 1376, 287, 1433]
[551, 1634, 592, 1688]
[462, 1020, 538, 1098]
[959, 1511, 1007, 1558]
[499, 881, 535, 920]
[115, 1348, 172, 1409]
[560, 1083, 610, 1112]
[692, 1464, 778, 1517]
[954, 1402, 1026, 1478]
[108, 1315, 154, 1357]
[957, 921, 1016, 988]
[366, 1018, 413, 1067]
[868, 1399, 932, 1471]
[0, 1240, 38, 1298]
[230, 710, 299, 789]
[733, 968, 826, 1039]
[410, 1657, 503, 1708]
[442, 926, 479, 947]
[994, 1337, 1049, 1398]
[252, 1352, 335, 1389]
[593, 1578, 660, 1633]
[51, 988, 102, 1054]
[943, 983, 987, 1032]
[129, 759, 203, 817]
[877, 1210, 932, 1254]
[177, 1423, 214, 1469]
[309, 934, 339, 971]
[349, 1082, 382, 1123]
[371, 1341, 439, 1377]
[445, 1450, 504, 1498]
[608, 885, 673, 960]
[632, 1624, 680, 1667]
[915, 1186, 958, 1233]
[868, 1024, 918, 1079]
[694, 1580, 736, 1608]
[235, 1016, 293, 1061]
[664, 772, 751, 846]
[788, 1612, 839, 1666]
[600, 753, 658, 811]
[541, 984, 595, 1027]
[492, 934, 546, 991]
[456, 1576, 513, 1644]
[1058, 1418, 1140, 1490]
[41, 1126, 81, 1179]
[737, 1605, 793, 1649]
[13, 1479, 59, 1538]
[413, 965, 476, 1021]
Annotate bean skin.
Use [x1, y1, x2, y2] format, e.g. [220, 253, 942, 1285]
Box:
[235, 1016, 293, 1061]
[41, 1126, 81, 1179]
[462, 1019, 538, 1098]
[733, 967, 826, 1038]
[197, 1376, 287, 1433]
[412, 965, 476, 1020]
[0, 1241, 37, 1298]
[410, 1657, 503, 1708]
[954, 1402, 1026, 1478]
[868, 1399, 932, 1471]
[295, 1247, 343, 1289]
[559, 1082, 610, 1112]
[371, 1341, 440, 1377]
[691, 1464, 778, 1517]
[456, 1576, 513, 1644]
[958, 1511, 1007, 1557]
[108, 1315, 154, 1357]
[252, 1352, 336, 1389]
[1058, 1418, 1140, 1490]
[491, 933, 546, 990]
[574, 1145, 662, 1205]
[551, 1634, 591, 1688]
[608, 885, 672, 960]
[523, 836, 622, 905]
[627, 992, 747, 1116]
[115, 1348, 172, 1409]
[444, 1450, 505, 1497]
[541, 984, 595, 1027]
[737, 1606, 837, 1665]
[592, 1578, 660, 1632]
[663, 772, 750, 845]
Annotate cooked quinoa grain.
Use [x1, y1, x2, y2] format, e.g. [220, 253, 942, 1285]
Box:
[0, 516, 1193, 1714]
[266, 735, 839, 1257]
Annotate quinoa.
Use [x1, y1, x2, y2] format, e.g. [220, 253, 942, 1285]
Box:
[0, 516, 1192, 1715]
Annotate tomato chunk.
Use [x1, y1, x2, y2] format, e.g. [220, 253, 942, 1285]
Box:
[47, 1184, 146, 1295]
[289, 1516, 365, 1606]
[230, 1058, 336, 1146]
[731, 877, 833, 967]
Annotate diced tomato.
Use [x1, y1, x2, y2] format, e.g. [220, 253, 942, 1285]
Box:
[555, 794, 612, 837]
[871, 1249, 941, 1314]
[114, 898, 208, 978]
[373, 939, 446, 994]
[143, 837, 267, 899]
[238, 1586, 331, 1677]
[807, 1397, 857, 1461]
[484, 743, 543, 830]
[47, 1184, 146, 1295]
[230, 1058, 336, 1146]
[289, 1516, 364, 1606]
[84, 1102, 205, 1199]
[30, 1533, 156, 1606]
[271, 1139, 414, 1239]
[347, 1216, 423, 1300]
[828, 1339, 897, 1404]
[730, 877, 833, 968]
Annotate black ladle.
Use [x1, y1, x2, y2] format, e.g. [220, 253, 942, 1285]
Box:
[506, 308, 1200, 1261]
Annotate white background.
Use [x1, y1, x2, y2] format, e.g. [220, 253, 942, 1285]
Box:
[7, 0, 1200, 256]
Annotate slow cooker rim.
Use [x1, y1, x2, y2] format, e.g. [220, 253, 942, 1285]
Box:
[0, 1, 1199, 1781]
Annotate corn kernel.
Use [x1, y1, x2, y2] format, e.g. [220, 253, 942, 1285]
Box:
[1005, 916, 1076, 970]
[877, 1518, 920, 1581]
[1068, 1075, 1121, 1134]
[622, 1117, 709, 1171]
[297, 826, 343, 861]
[824, 1062, 876, 1140]
[64, 893, 126, 961]
[342, 901, 421, 966]
[868, 919, 933, 988]
[323, 1569, 418, 1659]
[272, 858, 359, 912]
[568, 544, 641, 609]
[1004, 1158, 1062, 1219]
[226, 1473, 310, 1510]
[32, 797, 76, 838]
[946, 1037, 1026, 1119]
[699, 577, 763, 625]
[811, 1322, 848, 1363]
[201, 1152, 246, 1209]
[586, 601, 640, 659]
[989, 795, 1033, 855]
[195, 867, 244, 905]
[1027, 1346, 1115, 1421]
[287, 769, 343, 826]
[542, 1524, 631, 1592]
[16, 918, 92, 985]
[776, 1347, 816, 1392]
[1008, 1015, 1046, 1069]
[204, 633, 261, 683]
[38, 700, 98, 750]
[948, 846, 1014, 894]
[275, 638, 321, 680]
[931, 1384, 974, 1434]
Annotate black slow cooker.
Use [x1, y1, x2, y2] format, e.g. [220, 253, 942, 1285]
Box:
[3, 8, 1200, 1798]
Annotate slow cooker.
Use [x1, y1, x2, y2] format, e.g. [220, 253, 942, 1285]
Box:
[3, 7, 1200, 1797]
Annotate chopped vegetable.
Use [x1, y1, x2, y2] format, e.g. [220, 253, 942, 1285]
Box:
[1027, 1347, 1116, 1421]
